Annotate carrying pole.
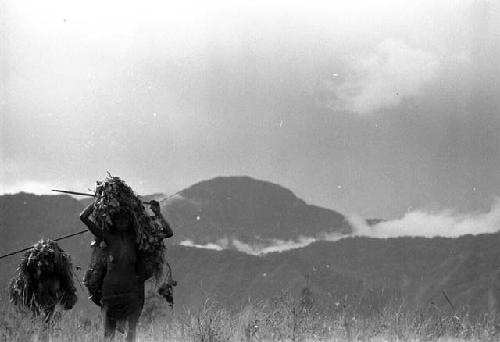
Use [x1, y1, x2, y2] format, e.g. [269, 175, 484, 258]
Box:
[0, 229, 89, 260]
[0, 190, 183, 261]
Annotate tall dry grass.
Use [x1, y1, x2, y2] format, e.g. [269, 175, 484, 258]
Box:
[1, 291, 499, 342]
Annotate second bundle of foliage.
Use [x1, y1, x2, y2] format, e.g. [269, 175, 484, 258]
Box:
[9, 239, 77, 311]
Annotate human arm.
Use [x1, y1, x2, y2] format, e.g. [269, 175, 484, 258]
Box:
[79, 202, 103, 239]
[149, 200, 173, 238]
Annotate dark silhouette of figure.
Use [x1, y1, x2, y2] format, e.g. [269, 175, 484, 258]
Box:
[35, 274, 77, 319]
[9, 240, 78, 342]
[80, 200, 172, 342]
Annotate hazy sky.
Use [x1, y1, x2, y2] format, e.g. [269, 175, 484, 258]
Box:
[2, 0, 500, 219]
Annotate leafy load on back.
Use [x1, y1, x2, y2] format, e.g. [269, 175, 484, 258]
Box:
[89, 175, 168, 279]
[9, 239, 77, 311]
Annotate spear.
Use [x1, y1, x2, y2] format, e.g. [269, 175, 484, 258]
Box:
[51, 189, 155, 205]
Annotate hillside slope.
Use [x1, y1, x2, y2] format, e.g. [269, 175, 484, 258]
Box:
[162, 176, 350, 244]
[164, 233, 500, 315]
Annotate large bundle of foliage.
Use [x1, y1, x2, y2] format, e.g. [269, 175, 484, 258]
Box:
[9, 239, 77, 312]
[89, 175, 168, 279]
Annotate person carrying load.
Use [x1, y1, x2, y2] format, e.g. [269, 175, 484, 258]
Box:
[79, 175, 174, 342]
[81, 200, 172, 304]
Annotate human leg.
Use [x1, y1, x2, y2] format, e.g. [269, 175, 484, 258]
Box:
[103, 310, 116, 341]
[126, 314, 139, 342]
[125, 292, 143, 342]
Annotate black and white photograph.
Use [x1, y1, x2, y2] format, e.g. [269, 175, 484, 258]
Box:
[1, 0, 500, 341]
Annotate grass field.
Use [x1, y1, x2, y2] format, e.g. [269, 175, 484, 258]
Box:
[1, 291, 499, 342]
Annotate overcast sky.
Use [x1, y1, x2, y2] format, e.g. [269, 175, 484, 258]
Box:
[2, 0, 499, 219]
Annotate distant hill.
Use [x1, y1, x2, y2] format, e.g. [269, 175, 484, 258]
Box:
[162, 176, 350, 245]
[0, 192, 89, 257]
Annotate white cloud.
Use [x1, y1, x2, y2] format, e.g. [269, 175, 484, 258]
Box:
[179, 199, 500, 255]
[0, 179, 89, 195]
[0, 181, 53, 195]
[318, 231, 347, 242]
[349, 199, 500, 238]
[327, 40, 441, 115]
[178, 233, 347, 256]
[178, 236, 319, 255]
[179, 240, 224, 251]
[231, 236, 316, 255]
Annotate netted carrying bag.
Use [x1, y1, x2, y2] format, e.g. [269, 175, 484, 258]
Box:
[83, 241, 107, 306]
[9, 239, 77, 313]
[88, 174, 169, 279]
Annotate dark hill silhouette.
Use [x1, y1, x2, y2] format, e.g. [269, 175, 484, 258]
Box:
[162, 176, 350, 244]
[0, 193, 88, 254]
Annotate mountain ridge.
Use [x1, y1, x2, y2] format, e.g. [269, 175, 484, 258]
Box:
[162, 176, 350, 245]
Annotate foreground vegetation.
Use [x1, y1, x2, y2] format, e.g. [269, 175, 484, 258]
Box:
[1, 291, 499, 342]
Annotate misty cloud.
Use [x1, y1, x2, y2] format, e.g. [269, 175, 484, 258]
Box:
[350, 199, 500, 238]
[231, 237, 316, 255]
[179, 240, 224, 251]
[179, 232, 346, 256]
[178, 236, 317, 255]
[178, 200, 500, 255]
[0, 179, 92, 196]
[327, 40, 440, 115]
[0, 181, 54, 195]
